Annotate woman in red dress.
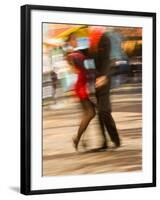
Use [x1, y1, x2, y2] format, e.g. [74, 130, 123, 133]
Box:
[67, 51, 96, 150]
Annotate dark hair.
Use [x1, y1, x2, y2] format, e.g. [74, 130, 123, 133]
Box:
[67, 52, 86, 70]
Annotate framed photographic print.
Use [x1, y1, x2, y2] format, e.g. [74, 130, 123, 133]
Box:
[21, 4, 156, 195]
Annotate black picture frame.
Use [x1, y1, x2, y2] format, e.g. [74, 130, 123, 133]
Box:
[21, 4, 156, 195]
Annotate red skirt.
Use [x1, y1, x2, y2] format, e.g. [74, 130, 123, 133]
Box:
[74, 71, 88, 100]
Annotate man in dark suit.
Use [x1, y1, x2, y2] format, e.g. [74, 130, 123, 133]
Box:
[90, 30, 121, 149]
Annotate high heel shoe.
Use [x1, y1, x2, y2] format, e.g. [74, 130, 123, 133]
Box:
[72, 137, 79, 150]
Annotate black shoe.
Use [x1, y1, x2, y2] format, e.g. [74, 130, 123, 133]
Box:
[114, 140, 121, 148]
[98, 144, 108, 151]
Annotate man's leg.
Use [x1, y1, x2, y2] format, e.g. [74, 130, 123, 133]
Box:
[97, 94, 120, 147]
[97, 112, 108, 148]
[101, 110, 120, 147]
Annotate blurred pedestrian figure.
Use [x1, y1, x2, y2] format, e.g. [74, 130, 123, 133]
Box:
[66, 34, 96, 150]
[50, 70, 58, 104]
[106, 29, 129, 87]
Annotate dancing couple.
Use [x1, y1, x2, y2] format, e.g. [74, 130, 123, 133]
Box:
[66, 29, 121, 151]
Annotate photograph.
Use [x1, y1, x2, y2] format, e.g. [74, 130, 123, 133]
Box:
[42, 23, 143, 176]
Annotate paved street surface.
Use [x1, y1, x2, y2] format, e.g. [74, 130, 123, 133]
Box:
[43, 83, 142, 176]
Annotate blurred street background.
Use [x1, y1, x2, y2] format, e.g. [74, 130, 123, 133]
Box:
[42, 24, 142, 176]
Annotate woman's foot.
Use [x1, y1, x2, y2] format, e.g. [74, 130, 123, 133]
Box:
[72, 137, 79, 150]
